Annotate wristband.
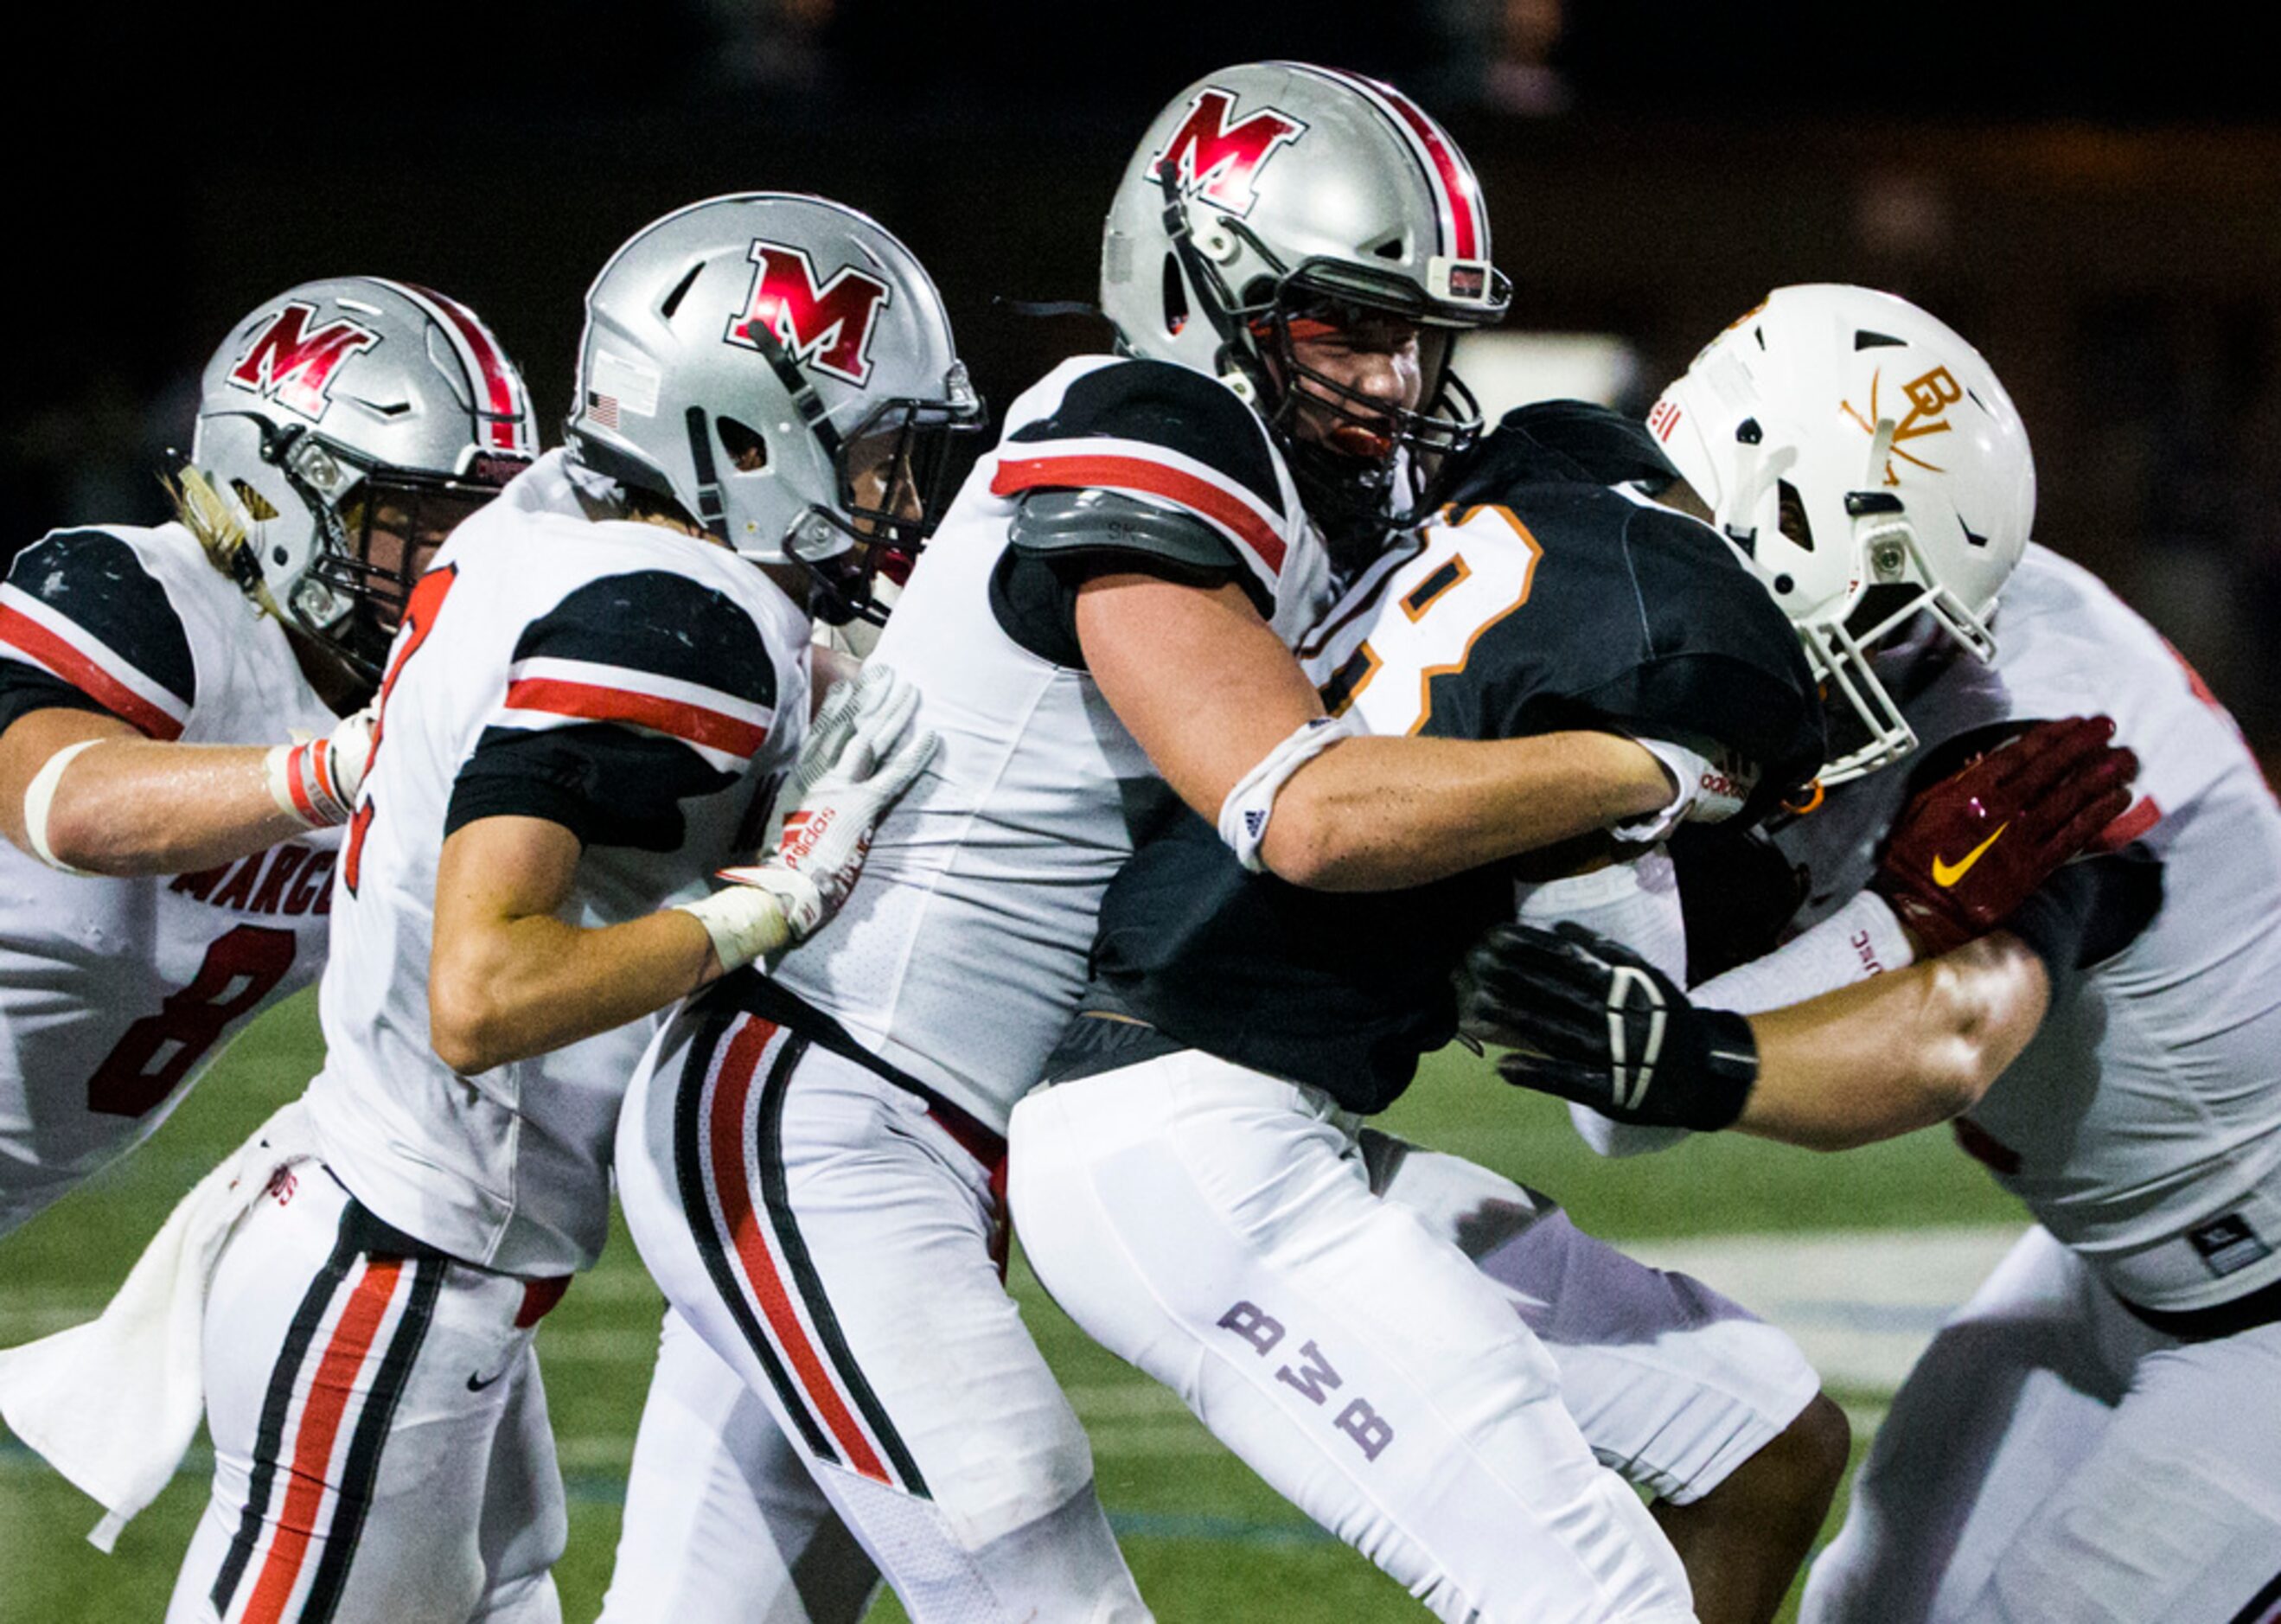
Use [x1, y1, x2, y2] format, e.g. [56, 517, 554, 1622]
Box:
[672, 884, 798, 975]
[265, 738, 353, 828]
[1217, 713, 1357, 874]
[22, 738, 101, 874]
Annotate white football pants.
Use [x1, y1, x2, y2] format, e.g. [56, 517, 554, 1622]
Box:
[1007, 1052, 1704, 1624]
[1803, 1224, 2281, 1624]
[599, 1305, 878, 1624]
[169, 1161, 565, 1624]
[617, 1005, 1149, 1624]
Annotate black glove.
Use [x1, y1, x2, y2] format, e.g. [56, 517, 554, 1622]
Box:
[1460, 921, 1760, 1130]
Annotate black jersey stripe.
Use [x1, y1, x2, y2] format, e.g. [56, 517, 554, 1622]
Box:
[448, 723, 740, 852]
[674, 1006, 841, 1467]
[511, 572, 777, 712]
[211, 1216, 359, 1616]
[295, 1258, 443, 1623]
[1006, 360, 1285, 518]
[754, 1039, 933, 1498]
[3, 529, 195, 713]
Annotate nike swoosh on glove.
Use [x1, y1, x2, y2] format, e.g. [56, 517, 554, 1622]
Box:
[1871, 715, 2137, 957]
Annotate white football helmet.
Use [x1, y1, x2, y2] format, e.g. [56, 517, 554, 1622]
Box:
[1100, 62, 1510, 544]
[567, 192, 983, 624]
[1652, 284, 2036, 784]
[189, 277, 537, 682]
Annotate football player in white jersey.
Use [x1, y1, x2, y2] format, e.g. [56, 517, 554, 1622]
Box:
[127, 195, 962, 1624]
[613, 64, 1760, 1624]
[0, 278, 535, 1237]
[1468, 285, 2281, 1623]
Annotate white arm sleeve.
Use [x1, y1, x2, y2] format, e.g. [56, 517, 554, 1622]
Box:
[1691, 891, 1915, 1014]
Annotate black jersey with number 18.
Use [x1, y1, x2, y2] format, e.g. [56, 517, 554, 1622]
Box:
[1077, 403, 1824, 1112]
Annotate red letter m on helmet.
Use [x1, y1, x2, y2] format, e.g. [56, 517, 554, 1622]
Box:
[725, 242, 893, 387]
[227, 303, 382, 423]
[1151, 87, 1308, 219]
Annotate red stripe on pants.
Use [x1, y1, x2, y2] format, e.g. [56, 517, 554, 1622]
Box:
[707, 1019, 892, 1483]
[241, 1258, 402, 1624]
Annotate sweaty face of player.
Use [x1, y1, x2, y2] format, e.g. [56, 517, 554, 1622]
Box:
[1273, 308, 1428, 461]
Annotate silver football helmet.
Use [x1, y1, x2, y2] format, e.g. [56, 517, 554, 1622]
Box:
[1101, 62, 1511, 540]
[567, 192, 984, 624]
[1652, 285, 2036, 785]
[188, 277, 536, 682]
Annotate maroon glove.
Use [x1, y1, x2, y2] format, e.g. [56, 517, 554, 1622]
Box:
[1873, 716, 2138, 956]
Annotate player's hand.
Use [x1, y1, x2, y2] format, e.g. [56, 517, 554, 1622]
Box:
[695, 666, 937, 969]
[1460, 921, 1760, 1130]
[1613, 737, 1760, 843]
[264, 703, 378, 828]
[1872, 716, 2137, 957]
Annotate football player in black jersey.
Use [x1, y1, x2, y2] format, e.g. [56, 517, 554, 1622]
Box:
[1009, 400, 2132, 1623]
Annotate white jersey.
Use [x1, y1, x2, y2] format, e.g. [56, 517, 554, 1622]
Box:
[304, 454, 808, 1277]
[774, 355, 1335, 1129]
[1776, 544, 2281, 1311]
[0, 521, 341, 1232]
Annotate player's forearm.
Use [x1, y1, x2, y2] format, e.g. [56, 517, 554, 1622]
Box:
[0, 726, 306, 876]
[427, 907, 719, 1076]
[1262, 731, 1671, 890]
[1736, 934, 2051, 1150]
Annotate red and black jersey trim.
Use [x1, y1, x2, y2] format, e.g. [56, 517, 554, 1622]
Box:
[509, 572, 779, 713]
[1006, 361, 1285, 519]
[673, 1000, 931, 1497]
[447, 724, 743, 852]
[208, 1209, 441, 1624]
[0, 529, 195, 738]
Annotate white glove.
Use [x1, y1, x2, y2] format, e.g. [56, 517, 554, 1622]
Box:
[676, 665, 937, 973]
[1613, 736, 1759, 844]
[263, 703, 378, 828]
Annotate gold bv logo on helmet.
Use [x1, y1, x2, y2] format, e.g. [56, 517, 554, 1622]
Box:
[1842, 363, 1963, 483]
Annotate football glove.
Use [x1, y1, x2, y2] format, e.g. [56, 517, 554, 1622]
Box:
[264, 703, 378, 828]
[1871, 715, 2137, 957]
[677, 664, 936, 972]
[1613, 737, 1760, 843]
[1460, 920, 1760, 1130]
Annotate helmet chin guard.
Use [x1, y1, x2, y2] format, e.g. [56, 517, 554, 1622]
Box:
[1652, 284, 2035, 786]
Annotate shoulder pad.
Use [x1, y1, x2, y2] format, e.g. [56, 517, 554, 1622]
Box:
[1008, 489, 1250, 578]
[513, 569, 778, 713]
[1445, 401, 1680, 504]
[1005, 358, 1285, 518]
[0, 527, 196, 737]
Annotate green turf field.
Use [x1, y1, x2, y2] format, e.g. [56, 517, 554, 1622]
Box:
[0, 990, 2025, 1621]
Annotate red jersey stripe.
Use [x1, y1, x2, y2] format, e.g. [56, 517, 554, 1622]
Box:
[706, 1019, 894, 1484]
[241, 1258, 403, 1624]
[0, 604, 184, 740]
[2096, 793, 2162, 852]
[502, 677, 769, 758]
[991, 452, 1287, 578]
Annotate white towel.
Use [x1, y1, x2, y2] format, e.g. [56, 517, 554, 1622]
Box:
[0, 1100, 317, 1550]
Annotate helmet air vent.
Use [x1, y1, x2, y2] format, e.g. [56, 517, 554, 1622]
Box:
[1160, 253, 1189, 337]
[716, 416, 770, 472]
[1371, 237, 1405, 260]
[660, 261, 706, 322]
[1854, 329, 1907, 350]
[1735, 418, 1763, 444]
[1777, 479, 1813, 551]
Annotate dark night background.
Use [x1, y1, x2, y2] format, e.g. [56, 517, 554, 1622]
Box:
[10, 1, 2278, 761]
